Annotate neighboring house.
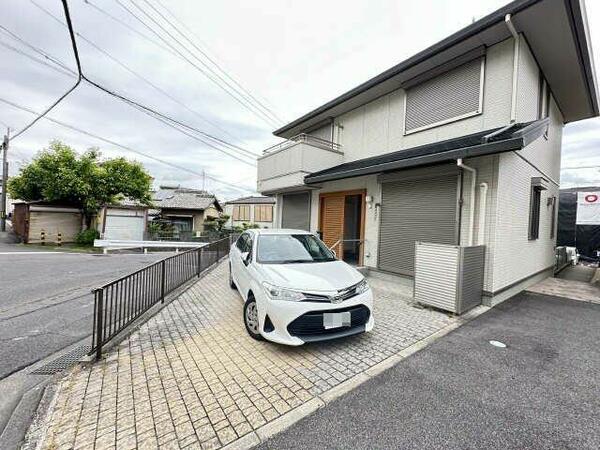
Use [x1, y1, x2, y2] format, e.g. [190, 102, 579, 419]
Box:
[12, 201, 83, 244]
[224, 196, 276, 229]
[153, 185, 222, 237]
[557, 186, 600, 260]
[257, 0, 598, 306]
[96, 199, 148, 241]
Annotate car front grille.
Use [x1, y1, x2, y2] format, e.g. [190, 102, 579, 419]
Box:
[287, 305, 370, 338]
[301, 281, 361, 304]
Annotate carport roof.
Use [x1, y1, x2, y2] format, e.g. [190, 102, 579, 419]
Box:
[304, 118, 548, 184]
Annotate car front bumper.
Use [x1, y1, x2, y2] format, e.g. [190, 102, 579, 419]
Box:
[256, 289, 374, 346]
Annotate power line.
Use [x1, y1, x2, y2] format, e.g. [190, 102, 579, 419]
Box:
[127, 0, 280, 128]
[143, 0, 284, 124]
[82, 76, 257, 166]
[84, 0, 178, 57]
[0, 97, 256, 193]
[119, 96, 257, 166]
[8, 1, 256, 187]
[81, 35, 253, 152]
[8, 0, 82, 141]
[13, 6, 258, 166]
[0, 25, 76, 75]
[30, 0, 259, 161]
[81, 0, 260, 147]
[153, 0, 283, 122]
[0, 39, 75, 78]
[114, 0, 279, 128]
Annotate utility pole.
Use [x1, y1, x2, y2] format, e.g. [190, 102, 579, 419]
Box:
[1, 130, 8, 232]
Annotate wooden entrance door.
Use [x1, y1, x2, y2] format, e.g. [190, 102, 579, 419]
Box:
[320, 195, 345, 257]
[319, 190, 366, 264]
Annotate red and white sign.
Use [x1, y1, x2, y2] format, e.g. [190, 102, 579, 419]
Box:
[576, 191, 600, 225]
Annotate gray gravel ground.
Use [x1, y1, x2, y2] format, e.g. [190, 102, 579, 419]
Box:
[258, 291, 600, 450]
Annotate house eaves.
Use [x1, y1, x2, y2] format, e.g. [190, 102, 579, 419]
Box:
[275, 0, 598, 138]
[304, 118, 549, 184]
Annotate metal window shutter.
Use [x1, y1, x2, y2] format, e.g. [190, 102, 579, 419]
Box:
[378, 176, 458, 276]
[405, 58, 482, 132]
[281, 192, 310, 230]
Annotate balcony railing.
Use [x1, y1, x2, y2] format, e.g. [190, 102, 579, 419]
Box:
[262, 133, 341, 155]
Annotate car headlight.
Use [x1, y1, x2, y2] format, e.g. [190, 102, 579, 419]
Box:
[262, 282, 305, 302]
[355, 278, 370, 294]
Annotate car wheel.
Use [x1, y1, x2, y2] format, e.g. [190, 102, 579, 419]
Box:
[244, 297, 263, 341]
[229, 264, 236, 290]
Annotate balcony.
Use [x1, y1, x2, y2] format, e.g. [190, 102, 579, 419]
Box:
[257, 134, 343, 194]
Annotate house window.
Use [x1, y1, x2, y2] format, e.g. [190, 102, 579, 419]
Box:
[404, 57, 484, 134]
[232, 205, 250, 221]
[254, 205, 273, 222]
[537, 77, 551, 119]
[529, 185, 544, 240]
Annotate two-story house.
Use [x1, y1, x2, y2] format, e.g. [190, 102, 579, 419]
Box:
[257, 0, 598, 306]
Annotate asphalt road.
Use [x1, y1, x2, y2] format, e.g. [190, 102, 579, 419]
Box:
[0, 243, 169, 380]
[258, 292, 600, 450]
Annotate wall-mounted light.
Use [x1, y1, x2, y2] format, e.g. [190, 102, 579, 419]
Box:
[365, 195, 373, 208]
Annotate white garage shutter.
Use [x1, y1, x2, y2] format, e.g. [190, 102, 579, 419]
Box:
[378, 175, 458, 276]
[104, 210, 145, 240]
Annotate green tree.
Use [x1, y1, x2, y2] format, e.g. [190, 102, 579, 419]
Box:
[203, 214, 229, 234]
[8, 141, 152, 227]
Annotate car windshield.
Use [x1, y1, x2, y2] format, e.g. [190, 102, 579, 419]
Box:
[257, 234, 336, 264]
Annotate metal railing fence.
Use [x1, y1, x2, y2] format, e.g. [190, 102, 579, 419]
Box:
[554, 246, 569, 274]
[90, 236, 233, 359]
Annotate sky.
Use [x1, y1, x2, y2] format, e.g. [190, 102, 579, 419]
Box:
[1, 0, 600, 201]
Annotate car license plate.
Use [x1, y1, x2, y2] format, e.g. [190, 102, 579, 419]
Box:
[323, 312, 351, 329]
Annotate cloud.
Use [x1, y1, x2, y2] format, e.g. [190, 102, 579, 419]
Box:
[2, 0, 600, 199]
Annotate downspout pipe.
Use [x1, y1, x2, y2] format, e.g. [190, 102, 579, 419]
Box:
[477, 182, 489, 246]
[457, 158, 476, 246]
[505, 13, 519, 123]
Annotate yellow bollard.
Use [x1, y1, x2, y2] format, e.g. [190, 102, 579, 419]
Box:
[40, 230, 46, 245]
[57, 232, 62, 246]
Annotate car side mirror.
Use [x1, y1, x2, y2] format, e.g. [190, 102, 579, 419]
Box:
[331, 249, 337, 258]
[241, 251, 250, 266]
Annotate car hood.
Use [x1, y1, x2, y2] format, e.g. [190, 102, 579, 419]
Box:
[258, 261, 364, 292]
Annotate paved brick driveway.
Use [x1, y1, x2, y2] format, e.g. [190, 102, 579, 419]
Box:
[33, 261, 455, 450]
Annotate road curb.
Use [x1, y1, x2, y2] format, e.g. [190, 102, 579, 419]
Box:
[319, 373, 371, 403]
[20, 381, 60, 450]
[255, 398, 325, 442]
[0, 380, 49, 450]
[221, 431, 260, 450]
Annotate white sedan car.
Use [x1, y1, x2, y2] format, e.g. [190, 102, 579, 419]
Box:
[229, 229, 374, 346]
